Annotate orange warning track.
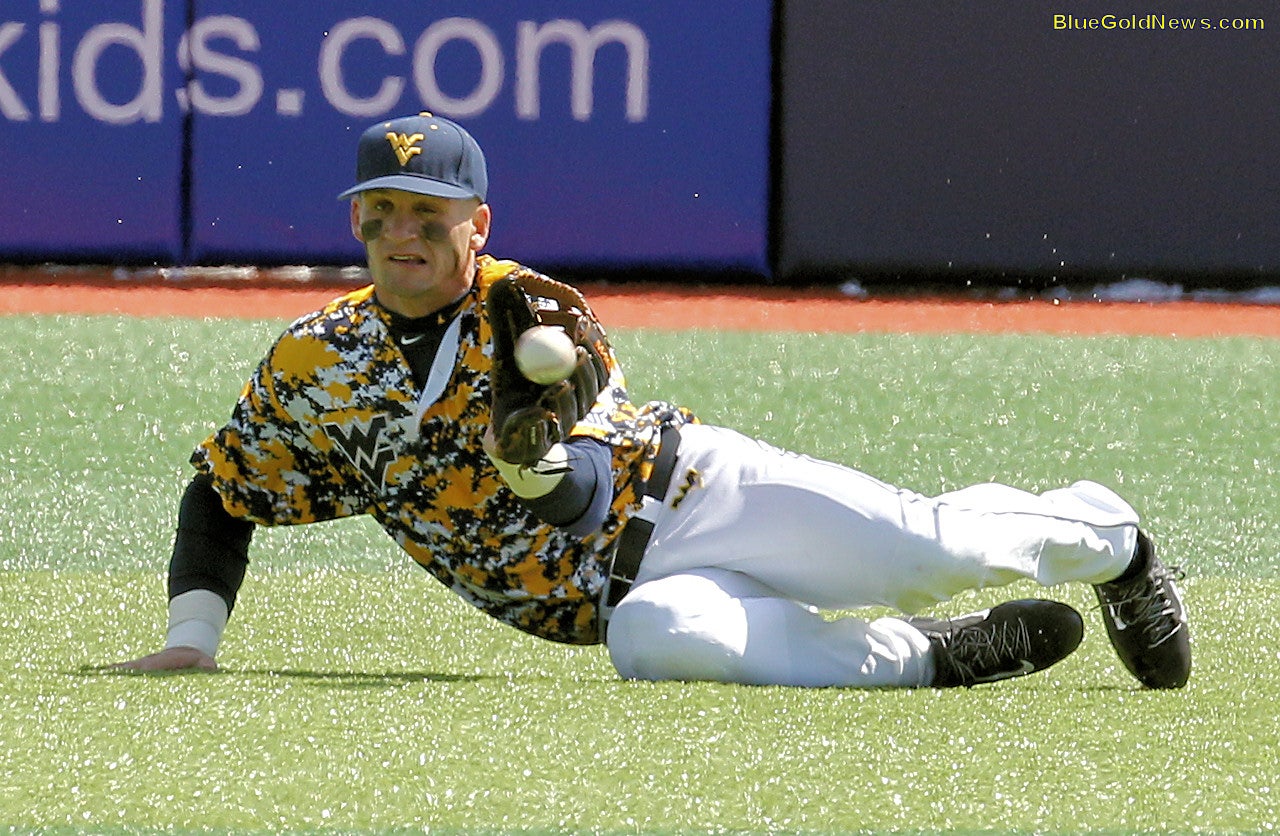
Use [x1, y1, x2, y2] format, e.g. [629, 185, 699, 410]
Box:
[3, 279, 1280, 338]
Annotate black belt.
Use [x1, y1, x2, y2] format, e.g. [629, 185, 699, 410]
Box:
[602, 425, 682, 614]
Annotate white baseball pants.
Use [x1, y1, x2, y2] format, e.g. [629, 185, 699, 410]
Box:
[605, 424, 1139, 687]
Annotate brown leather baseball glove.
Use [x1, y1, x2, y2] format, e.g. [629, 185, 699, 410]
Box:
[485, 273, 609, 466]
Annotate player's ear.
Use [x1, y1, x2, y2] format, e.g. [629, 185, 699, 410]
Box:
[469, 202, 491, 251]
[349, 199, 365, 242]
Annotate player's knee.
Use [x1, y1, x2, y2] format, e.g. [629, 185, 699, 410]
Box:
[605, 574, 746, 683]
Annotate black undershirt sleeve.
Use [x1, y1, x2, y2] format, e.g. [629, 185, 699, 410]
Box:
[168, 473, 255, 613]
[519, 437, 614, 537]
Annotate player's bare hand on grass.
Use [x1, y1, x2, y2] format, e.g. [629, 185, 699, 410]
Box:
[114, 646, 218, 672]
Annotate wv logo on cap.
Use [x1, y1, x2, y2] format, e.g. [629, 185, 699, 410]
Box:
[386, 132, 424, 166]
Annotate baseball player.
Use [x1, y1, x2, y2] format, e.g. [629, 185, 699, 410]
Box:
[118, 113, 1191, 690]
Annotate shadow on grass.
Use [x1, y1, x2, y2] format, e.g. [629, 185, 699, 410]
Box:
[77, 665, 486, 688]
[236, 668, 488, 688]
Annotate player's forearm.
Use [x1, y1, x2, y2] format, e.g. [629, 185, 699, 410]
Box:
[487, 436, 613, 537]
[166, 474, 255, 657]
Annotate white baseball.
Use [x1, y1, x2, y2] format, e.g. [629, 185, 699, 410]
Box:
[514, 325, 578, 384]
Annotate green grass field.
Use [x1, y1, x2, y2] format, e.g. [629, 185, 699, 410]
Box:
[2, 312, 1278, 833]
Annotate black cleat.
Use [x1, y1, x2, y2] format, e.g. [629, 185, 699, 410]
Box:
[1094, 530, 1191, 689]
[911, 599, 1084, 688]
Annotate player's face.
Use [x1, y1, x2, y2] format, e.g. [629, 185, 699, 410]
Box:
[351, 189, 491, 318]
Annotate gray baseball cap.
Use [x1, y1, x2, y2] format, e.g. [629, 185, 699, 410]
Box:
[337, 112, 488, 201]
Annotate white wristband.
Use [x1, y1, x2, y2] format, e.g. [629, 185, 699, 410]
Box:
[165, 589, 229, 659]
[487, 442, 570, 498]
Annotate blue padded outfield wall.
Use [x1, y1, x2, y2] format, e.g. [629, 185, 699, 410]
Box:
[4, 2, 1280, 284]
[0, 1, 772, 272]
[0, 0, 188, 262]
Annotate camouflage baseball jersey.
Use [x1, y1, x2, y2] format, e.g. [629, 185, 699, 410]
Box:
[193, 255, 693, 644]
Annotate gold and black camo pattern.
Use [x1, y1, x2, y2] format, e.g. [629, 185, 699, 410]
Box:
[192, 255, 694, 645]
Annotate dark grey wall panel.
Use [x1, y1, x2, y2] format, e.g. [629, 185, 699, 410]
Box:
[778, 2, 1279, 284]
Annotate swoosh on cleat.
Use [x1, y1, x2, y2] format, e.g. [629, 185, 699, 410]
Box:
[971, 659, 1036, 683]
